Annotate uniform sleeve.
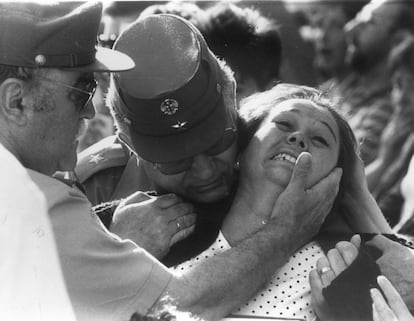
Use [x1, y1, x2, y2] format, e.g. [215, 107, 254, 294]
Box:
[40, 177, 172, 321]
[0, 151, 77, 321]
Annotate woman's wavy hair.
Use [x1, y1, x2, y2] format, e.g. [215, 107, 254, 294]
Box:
[237, 83, 359, 221]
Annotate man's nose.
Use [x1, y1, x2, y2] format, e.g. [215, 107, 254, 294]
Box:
[190, 154, 215, 180]
[81, 100, 96, 120]
[287, 132, 307, 150]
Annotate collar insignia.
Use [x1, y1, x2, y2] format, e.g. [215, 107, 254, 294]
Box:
[89, 154, 105, 164]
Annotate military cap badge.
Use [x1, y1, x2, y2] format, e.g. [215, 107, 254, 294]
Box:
[160, 98, 179, 115]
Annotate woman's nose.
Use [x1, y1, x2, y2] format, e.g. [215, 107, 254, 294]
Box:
[287, 132, 307, 149]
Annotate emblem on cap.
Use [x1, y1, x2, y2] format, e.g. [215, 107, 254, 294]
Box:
[34, 54, 47, 66]
[160, 99, 179, 115]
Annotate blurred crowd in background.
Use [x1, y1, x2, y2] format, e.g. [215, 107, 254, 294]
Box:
[81, 0, 414, 234]
[5, 1, 414, 320]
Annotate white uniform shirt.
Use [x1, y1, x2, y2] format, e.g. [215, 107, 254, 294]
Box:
[0, 144, 76, 321]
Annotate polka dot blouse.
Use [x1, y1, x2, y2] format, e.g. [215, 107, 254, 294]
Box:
[172, 231, 325, 321]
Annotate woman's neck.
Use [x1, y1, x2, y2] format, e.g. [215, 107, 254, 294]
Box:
[221, 182, 284, 246]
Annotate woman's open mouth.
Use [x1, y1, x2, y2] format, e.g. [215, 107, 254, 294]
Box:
[271, 152, 297, 164]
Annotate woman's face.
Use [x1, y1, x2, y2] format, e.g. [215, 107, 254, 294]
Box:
[242, 98, 340, 189]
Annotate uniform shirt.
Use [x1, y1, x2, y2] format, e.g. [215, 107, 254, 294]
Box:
[76, 135, 151, 207]
[173, 231, 324, 321]
[0, 144, 76, 321]
[28, 169, 172, 321]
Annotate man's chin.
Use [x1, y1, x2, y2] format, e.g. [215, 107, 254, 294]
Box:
[57, 141, 79, 172]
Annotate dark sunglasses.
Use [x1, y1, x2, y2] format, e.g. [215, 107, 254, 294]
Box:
[152, 126, 237, 175]
[38, 76, 97, 112]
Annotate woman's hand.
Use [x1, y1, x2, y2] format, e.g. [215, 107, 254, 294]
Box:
[371, 275, 414, 321]
[310, 235, 361, 321]
[341, 151, 392, 233]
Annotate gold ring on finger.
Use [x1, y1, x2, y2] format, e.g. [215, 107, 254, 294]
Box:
[319, 266, 331, 275]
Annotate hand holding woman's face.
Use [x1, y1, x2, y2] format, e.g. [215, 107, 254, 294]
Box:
[241, 98, 340, 191]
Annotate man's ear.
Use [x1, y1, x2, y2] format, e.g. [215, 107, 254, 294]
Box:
[0, 78, 28, 125]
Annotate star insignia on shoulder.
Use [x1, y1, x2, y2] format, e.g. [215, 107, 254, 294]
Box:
[172, 121, 188, 130]
[89, 154, 105, 164]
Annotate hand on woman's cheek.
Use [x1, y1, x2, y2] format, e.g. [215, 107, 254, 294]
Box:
[271, 153, 342, 245]
[236, 139, 286, 218]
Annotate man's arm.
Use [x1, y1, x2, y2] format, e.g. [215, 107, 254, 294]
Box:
[156, 153, 343, 320]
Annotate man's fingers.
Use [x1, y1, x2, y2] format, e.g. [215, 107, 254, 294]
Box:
[169, 213, 197, 234]
[170, 224, 196, 246]
[179, 213, 197, 229]
[122, 191, 153, 206]
[287, 152, 312, 190]
[154, 193, 183, 209]
[164, 202, 195, 221]
[303, 167, 342, 225]
[335, 240, 359, 266]
[308, 167, 342, 199]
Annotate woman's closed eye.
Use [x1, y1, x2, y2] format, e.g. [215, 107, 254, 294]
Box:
[312, 135, 329, 147]
[274, 120, 292, 131]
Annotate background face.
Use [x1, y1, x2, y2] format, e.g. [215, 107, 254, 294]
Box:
[392, 67, 414, 111]
[311, 5, 349, 78]
[346, 4, 395, 69]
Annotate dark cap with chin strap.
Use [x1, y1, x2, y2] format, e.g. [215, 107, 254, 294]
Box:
[0, 1, 134, 72]
[113, 14, 230, 163]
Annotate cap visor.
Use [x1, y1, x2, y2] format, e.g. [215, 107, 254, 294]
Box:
[69, 47, 135, 72]
[130, 96, 227, 163]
